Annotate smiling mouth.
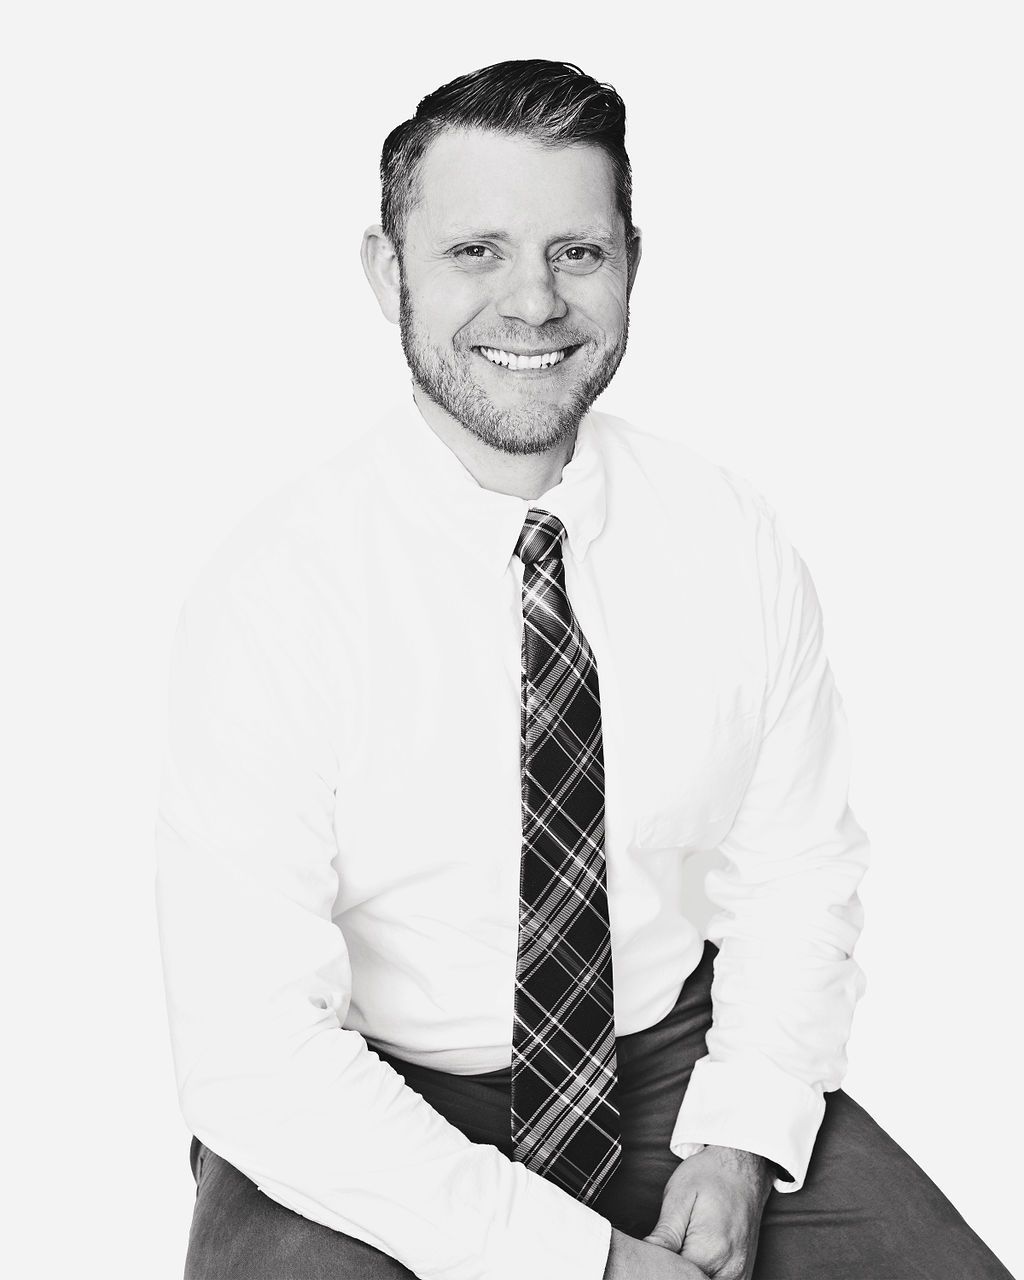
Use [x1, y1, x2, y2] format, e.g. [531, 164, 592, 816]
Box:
[473, 344, 582, 371]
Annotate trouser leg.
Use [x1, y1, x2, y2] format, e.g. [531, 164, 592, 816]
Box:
[751, 1091, 1015, 1279]
[600, 945, 1014, 1278]
[184, 1136, 415, 1279]
[596, 944, 1015, 1277]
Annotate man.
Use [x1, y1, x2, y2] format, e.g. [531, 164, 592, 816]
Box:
[156, 60, 1013, 1279]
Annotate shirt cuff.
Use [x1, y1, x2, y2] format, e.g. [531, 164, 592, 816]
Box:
[669, 1055, 825, 1193]
[494, 1167, 612, 1280]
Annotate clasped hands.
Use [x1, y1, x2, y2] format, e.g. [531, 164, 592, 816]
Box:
[603, 1146, 774, 1280]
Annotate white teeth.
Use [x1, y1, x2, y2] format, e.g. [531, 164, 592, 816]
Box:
[479, 347, 569, 370]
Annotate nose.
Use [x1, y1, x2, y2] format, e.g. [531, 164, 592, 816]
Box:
[496, 252, 568, 328]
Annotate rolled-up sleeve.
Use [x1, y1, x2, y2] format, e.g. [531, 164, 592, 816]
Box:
[669, 494, 871, 1191]
[154, 563, 611, 1280]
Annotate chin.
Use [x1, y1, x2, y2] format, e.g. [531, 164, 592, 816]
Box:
[457, 398, 587, 457]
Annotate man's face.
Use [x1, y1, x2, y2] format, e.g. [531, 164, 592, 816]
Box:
[396, 127, 637, 455]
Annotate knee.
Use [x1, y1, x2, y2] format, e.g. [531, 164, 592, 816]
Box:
[185, 1149, 275, 1280]
[184, 1147, 416, 1280]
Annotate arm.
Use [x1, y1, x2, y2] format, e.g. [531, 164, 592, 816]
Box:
[649, 491, 870, 1275]
[154, 570, 611, 1280]
[672, 490, 870, 1183]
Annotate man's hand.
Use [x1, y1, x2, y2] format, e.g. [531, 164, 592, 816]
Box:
[603, 1228, 710, 1279]
[643, 1146, 774, 1280]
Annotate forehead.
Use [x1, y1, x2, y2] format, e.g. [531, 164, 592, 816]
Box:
[410, 126, 620, 240]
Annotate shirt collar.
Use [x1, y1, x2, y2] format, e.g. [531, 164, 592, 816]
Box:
[377, 392, 608, 577]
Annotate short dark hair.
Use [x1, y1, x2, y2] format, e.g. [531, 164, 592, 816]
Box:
[380, 59, 634, 260]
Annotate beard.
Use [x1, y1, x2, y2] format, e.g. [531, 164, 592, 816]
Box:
[398, 279, 629, 456]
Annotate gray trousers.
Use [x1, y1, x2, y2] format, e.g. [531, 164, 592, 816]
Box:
[184, 945, 1014, 1278]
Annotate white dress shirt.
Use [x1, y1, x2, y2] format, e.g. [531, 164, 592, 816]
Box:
[156, 397, 870, 1280]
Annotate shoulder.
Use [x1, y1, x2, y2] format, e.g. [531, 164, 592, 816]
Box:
[184, 426, 379, 609]
[586, 409, 777, 533]
[585, 410, 803, 611]
[174, 424, 388, 662]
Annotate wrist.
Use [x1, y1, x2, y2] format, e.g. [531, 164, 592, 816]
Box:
[704, 1144, 777, 1190]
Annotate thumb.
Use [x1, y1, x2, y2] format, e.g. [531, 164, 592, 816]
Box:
[644, 1190, 696, 1254]
[644, 1221, 685, 1252]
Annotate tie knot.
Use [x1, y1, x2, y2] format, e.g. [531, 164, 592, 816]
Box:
[515, 509, 566, 565]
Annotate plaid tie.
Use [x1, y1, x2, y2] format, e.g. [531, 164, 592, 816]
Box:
[510, 508, 622, 1204]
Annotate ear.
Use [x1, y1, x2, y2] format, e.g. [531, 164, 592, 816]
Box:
[626, 226, 642, 299]
[361, 224, 402, 325]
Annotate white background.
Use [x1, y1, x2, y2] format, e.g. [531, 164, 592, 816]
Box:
[3, 2, 1021, 1276]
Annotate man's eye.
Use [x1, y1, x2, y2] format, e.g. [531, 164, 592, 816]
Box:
[453, 244, 499, 262]
[554, 245, 604, 273]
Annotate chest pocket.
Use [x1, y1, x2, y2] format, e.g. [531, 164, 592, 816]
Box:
[598, 594, 764, 854]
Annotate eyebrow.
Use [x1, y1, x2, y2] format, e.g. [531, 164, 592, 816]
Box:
[440, 227, 620, 248]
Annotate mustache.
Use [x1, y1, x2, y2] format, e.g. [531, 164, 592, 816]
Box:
[461, 329, 590, 350]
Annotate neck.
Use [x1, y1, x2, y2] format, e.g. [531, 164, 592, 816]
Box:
[411, 385, 577, 500]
